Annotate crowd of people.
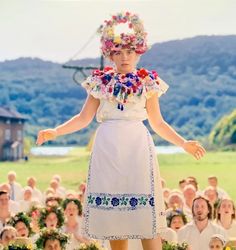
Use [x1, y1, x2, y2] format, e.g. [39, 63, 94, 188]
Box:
[0, 171, 235, 250]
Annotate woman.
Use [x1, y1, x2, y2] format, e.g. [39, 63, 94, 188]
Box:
[36, 11, 205, 250]
[36, 228, 69, 250]
[38, 206, 64, 230]
[62, 198, 89, 249]
[0, 226, 17, 248]
[8, 212, 33, 238]
[216, 198, 236, 238]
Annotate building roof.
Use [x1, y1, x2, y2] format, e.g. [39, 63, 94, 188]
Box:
[0, 107, 27, 120]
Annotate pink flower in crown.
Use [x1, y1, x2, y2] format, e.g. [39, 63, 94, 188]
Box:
[104, 40, 113, 48]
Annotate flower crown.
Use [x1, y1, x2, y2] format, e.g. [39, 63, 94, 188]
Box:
[6, 244, 33, 250]
[35, 228, 69, 250]
[8, 212, 33, 236]
[166, 209, 188, 227]
[38, 206, 65, 229]
[62, 198, 83, 216]
[6, 237, 33, 250]
[76, 241, 106, 250]
[27, 205, 42, 218]
[98, 11, 148, 57]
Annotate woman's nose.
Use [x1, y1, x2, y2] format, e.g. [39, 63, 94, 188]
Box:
[121, 53, 128, 60]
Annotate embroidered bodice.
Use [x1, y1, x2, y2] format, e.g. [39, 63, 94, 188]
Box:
[82, 67, 169, 122]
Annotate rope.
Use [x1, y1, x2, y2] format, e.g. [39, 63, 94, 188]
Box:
[63, 28, 99, 65]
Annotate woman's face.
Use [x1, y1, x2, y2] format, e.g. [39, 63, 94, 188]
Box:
[45, 212, 58, 229]
[219, 200, 234, 217]
[44, 239, 61, 250]
[110, 49, 139, 74]
[170, 215, 185, 232]
[15, 221, 29, 237]
[209, 239, 223, 250]
[24, 190, 32, 201]
[168, 195, 183, 209]
[1, 229, 17, 246]
[205, 190, 217, 202]
[65, 202, 78, 218]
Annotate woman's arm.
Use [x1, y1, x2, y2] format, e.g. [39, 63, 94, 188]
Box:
[36, 95, 100, 145]
[146, 93, 206, 159]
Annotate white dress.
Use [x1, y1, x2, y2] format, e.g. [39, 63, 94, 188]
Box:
[81, 68, 169, 240]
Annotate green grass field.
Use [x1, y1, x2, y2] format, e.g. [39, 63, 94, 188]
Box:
[0, 148, 235, 200]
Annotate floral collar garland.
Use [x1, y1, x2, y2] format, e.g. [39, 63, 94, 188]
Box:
[90, 66, 160, 110]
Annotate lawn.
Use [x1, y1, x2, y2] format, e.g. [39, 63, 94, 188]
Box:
[0, 148, 235, 200]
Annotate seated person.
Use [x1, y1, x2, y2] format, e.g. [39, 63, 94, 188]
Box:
[0, 226, 17, 248]
[208, 234, 226, 250]
[215, 198, 236, 238]
[36, 228, 69, 250]
[62, 198, 89, 246]
[166, 209, 188, 232]
[8, 212, 33, 238]
[39, 206, 64, 230]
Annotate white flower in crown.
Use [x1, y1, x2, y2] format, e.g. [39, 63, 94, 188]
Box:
[98, 11, 149, 57]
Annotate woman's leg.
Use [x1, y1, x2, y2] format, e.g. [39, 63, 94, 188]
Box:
[109, 239, 128, 250]
[141, 235, 162, 250]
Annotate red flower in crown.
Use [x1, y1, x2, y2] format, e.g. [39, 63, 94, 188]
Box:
[137, 68, 149, 78]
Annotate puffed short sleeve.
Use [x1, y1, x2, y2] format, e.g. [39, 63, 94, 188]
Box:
[81, 75, 103, 99]
[144, 75, 169, 99]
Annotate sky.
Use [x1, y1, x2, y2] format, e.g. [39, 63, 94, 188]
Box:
[0, 0, 235, 63]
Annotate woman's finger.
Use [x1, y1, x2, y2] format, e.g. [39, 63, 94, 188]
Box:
[36, 131, 45, 146]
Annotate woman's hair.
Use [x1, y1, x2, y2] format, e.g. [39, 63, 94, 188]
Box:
[166, 209, 188, 227]
[35, 228, 69, 249]
[38, 206, 65, 229]
[8, 212, 33, 236]
[216, 198, 236, 221]
[0, 226, 17, 239]
[62, 198, 83, 216]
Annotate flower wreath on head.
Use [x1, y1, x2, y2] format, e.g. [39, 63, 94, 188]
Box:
[27, 205, 42, 219]
[62, 198, 83, 216]
[98, 11, 148, 57]
[45, 196, 63, 206]
[166, 209, 188, 227]
[35, 228, 69, 250]
[5, 237, 33, 250]
[8, 212, 33, 236]
[76, 241, 106, 250]
[6, 244, 33, 250]
[38, 206, 65, 229]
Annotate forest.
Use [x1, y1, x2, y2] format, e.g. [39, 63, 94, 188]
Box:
[0, 35, 235, 145]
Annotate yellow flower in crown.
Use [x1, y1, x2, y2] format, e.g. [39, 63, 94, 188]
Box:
[113, 35, 122, 44]
[106, 28, 114, 38]
[225, 247, 231, 250]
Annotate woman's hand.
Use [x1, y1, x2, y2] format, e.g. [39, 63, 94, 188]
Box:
[182, 140, 206, 160]
[36, 128, 57, 146]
